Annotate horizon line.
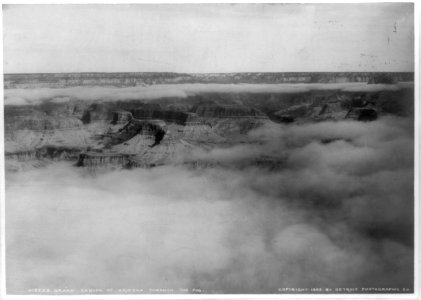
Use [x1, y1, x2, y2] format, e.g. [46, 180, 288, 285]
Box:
[3, 71, 415, 75]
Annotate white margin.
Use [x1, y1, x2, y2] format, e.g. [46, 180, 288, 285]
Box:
[413, 1, 420, 299]
[1, 0, 6, 299]
[0, 1, 419, 300]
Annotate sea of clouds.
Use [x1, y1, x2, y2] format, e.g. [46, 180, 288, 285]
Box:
[6, 115, 414, 294]
[4, 82, 411, 106]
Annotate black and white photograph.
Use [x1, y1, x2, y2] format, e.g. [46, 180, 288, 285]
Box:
[1, 2, 417, 297]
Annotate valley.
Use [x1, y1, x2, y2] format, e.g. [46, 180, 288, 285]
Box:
[4, 76, 414, 173]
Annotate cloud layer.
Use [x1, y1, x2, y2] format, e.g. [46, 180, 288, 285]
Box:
[4, 83, 410, 106]
[6, 116, 414, 294]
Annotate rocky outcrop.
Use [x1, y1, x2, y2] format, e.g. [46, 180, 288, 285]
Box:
[182, 154, 284, 171]
[357, 108, 378, 121]
[132, 107, 197, 125]
[104, 119, 167, 148]
[194, 104, 267, 119]
[112, 110, 133, 124]
[37, 146, 82, 160]
[81, 103, 112, 123]
[5, 147, 81, 161]
[368, 74, 396, 84]
[5, 150, 38, 161]
[4, 72, 414, 88]
[6, 115, 83, 131]
[346, 107, 378, 121]
[271, 93, 385, 122]
[77, 151, 134, 168]
[183, 160, 218, 169]
[4, 104, 85, 131]
[125, 158, 155, 169]
[312, 99, 348, 121]
[120, 138, 197, 168]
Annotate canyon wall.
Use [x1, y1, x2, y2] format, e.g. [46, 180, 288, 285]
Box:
[4, 82, 414, 171]
[4, 72, 414, 88]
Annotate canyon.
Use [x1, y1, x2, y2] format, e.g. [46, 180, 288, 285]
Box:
[4, 73, 415, 293]
[4, 72, 413, 88]
[4, 73, 414, 172]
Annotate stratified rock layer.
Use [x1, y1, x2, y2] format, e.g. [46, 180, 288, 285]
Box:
[4, 82, 414, 171]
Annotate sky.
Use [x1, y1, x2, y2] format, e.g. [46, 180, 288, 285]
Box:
[2, 3, 415, 73]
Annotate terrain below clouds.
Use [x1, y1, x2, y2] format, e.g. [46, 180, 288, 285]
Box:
[6, 116, 414, 293]
[4, 78, 414, 294]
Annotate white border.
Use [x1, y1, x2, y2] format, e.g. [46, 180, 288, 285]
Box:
[0, 0, 5, 297]
[0, 1, 419, 300]
[414, 0, 420, 298]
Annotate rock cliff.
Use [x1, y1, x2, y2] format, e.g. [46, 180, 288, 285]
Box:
[194, 104, 267, 119]
[4, 79, 414, 171]
[4, 72, 414, 88]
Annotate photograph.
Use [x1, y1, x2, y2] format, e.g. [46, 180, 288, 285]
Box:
[2, 2, 416, 297]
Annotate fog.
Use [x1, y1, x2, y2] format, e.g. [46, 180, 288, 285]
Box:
[6, 116, 414, 293]
[4, 82, 410, 106]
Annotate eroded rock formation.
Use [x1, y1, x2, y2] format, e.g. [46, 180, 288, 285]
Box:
[4, 72, 414, 88]
[4, 81, 413, 171]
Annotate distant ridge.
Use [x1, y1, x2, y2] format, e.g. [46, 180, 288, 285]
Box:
[4, 72, 414, 89]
